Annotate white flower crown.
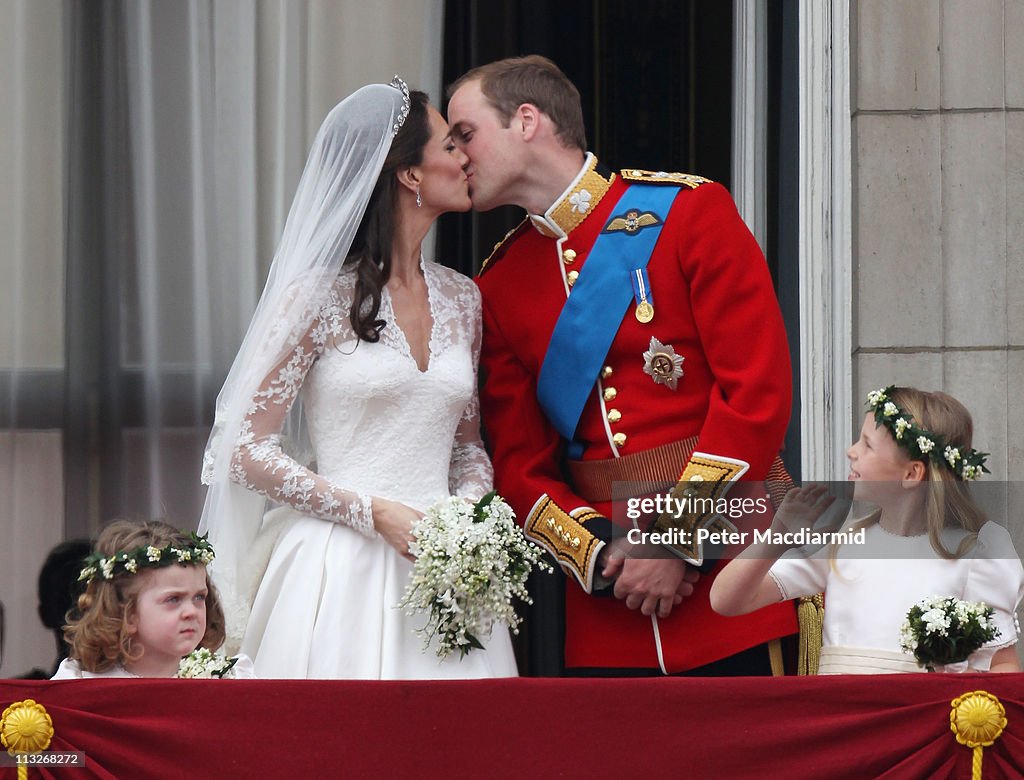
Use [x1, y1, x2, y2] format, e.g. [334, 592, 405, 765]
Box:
[78, 533, 216, 583]
[866, 386, 989, 480]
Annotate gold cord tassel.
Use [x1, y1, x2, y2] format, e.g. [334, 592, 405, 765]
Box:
[950, 691, 1006, 780]
[796, 593, 824, 675]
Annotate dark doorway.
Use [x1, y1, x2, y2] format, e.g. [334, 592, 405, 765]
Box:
[440, 0, 799, 477]
[439, 0, 801, 675]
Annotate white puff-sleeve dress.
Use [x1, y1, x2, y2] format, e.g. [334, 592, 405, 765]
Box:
[769, 521, 1023, 673]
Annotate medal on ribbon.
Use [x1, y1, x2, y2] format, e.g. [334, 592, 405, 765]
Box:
[631, 268, 654, 323]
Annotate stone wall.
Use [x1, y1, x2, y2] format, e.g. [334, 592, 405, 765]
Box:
[852, 0, 1023, 481]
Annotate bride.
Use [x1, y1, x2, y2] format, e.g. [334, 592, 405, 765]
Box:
[199, 78, 518, 679]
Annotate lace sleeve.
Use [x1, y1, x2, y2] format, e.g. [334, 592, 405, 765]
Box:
[448, 281, 494, 501]
[228, 298, 376, 538]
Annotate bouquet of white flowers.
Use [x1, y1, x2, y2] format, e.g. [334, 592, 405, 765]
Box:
[177, 648, 239, 678]
[899, 595, 1000, 672]
[397, 492, 552, 659]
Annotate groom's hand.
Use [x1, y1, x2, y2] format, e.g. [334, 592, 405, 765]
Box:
[613, 556, 699, 619]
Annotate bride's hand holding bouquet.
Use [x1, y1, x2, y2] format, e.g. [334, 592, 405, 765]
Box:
[372, 497, 424, 563]
[397, 492, 551, 659]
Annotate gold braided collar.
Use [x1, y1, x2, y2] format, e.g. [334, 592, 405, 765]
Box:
[529, 153, 615, 238]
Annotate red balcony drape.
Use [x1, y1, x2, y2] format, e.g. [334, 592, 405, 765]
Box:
[2, 674, 1023, 779]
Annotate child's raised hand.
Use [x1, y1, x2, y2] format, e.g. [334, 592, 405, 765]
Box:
[770, 483, 837, 536]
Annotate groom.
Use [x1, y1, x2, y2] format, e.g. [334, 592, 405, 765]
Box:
[447, 55, 796, 675]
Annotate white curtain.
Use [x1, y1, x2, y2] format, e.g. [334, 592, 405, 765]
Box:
[0, 0, 443, 677]
[117, 0, 443, 525]
[0, 0, 66, 679]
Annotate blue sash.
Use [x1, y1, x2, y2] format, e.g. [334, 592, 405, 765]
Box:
[537, 184, 679, 447]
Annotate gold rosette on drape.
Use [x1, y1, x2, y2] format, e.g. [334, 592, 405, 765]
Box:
[950, 690, 1006, 780]
[2, 699, 54, 780]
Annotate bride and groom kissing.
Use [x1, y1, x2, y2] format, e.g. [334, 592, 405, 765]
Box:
[199, 55, 794, 680]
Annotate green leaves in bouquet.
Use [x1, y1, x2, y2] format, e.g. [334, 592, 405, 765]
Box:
[473, 490, 498, 523]
[213, 656, 239, 678]
[461, 633, 485, 658]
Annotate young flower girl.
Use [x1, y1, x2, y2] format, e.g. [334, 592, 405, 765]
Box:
[711, 386, 1023, 674]
[52, 520, 254, 679]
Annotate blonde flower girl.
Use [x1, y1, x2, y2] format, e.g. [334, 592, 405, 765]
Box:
[711, 386, 1023, 674]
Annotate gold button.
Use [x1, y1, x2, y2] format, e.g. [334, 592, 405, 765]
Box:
[690, 474, 704, 482]
[607, 409, 622, 423]
[601, 365, 613, 379]
[603, 387, 617, 402]
[567, 270, 580, 286]
[562, 248, 577, 264]
[613, 432, 627, 447]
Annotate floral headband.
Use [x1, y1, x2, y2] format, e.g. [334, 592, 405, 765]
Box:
[78, 533, 215, 583]
[866, 386, 989, 480]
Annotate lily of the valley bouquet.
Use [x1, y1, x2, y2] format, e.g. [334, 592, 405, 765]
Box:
[177, 648, 239, 678]
[398, 492, 552, 659]
[899, 595, 1000, 672]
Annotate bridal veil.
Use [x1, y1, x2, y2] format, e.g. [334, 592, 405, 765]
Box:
[199, 78, 411, 641]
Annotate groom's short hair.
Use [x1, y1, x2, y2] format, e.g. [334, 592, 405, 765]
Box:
[448, 55, 587, 152]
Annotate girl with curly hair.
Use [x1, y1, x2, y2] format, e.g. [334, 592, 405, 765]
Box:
[53, 519, 253, 678]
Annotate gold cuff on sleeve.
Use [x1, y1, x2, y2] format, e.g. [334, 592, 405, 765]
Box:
[653, 452, 750, 566]
[525, 496, 604, 593]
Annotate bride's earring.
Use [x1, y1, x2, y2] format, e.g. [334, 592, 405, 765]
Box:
[416, 187, 422, 208]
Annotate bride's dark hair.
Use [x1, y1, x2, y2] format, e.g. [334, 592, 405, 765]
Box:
[345, 89, 431, 342]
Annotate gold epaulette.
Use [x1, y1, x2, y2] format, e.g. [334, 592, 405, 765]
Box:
[619, 169, 712, 190]
[477, 218, 530, 276]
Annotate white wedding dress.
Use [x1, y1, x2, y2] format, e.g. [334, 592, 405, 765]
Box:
[232, 258, 518, 679]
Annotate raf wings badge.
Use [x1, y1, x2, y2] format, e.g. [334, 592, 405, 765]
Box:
[642, 337, 684, 390]
[604, 208, 662, 235]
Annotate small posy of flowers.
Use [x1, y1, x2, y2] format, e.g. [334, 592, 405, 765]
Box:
[177, 648, 239, 679]
[397, 492, 552, 660]
[899, 595, 1000, 672]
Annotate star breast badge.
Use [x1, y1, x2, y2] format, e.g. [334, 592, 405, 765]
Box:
[642, 337, 684, 390]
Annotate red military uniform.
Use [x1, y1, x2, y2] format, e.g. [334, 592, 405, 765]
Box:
[476, 155, 797, 672]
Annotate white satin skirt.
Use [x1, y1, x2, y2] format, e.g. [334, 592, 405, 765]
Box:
[240, 513, 519, 679]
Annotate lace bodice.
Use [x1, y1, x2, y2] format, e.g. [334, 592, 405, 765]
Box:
[229, 259, 493, 534]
